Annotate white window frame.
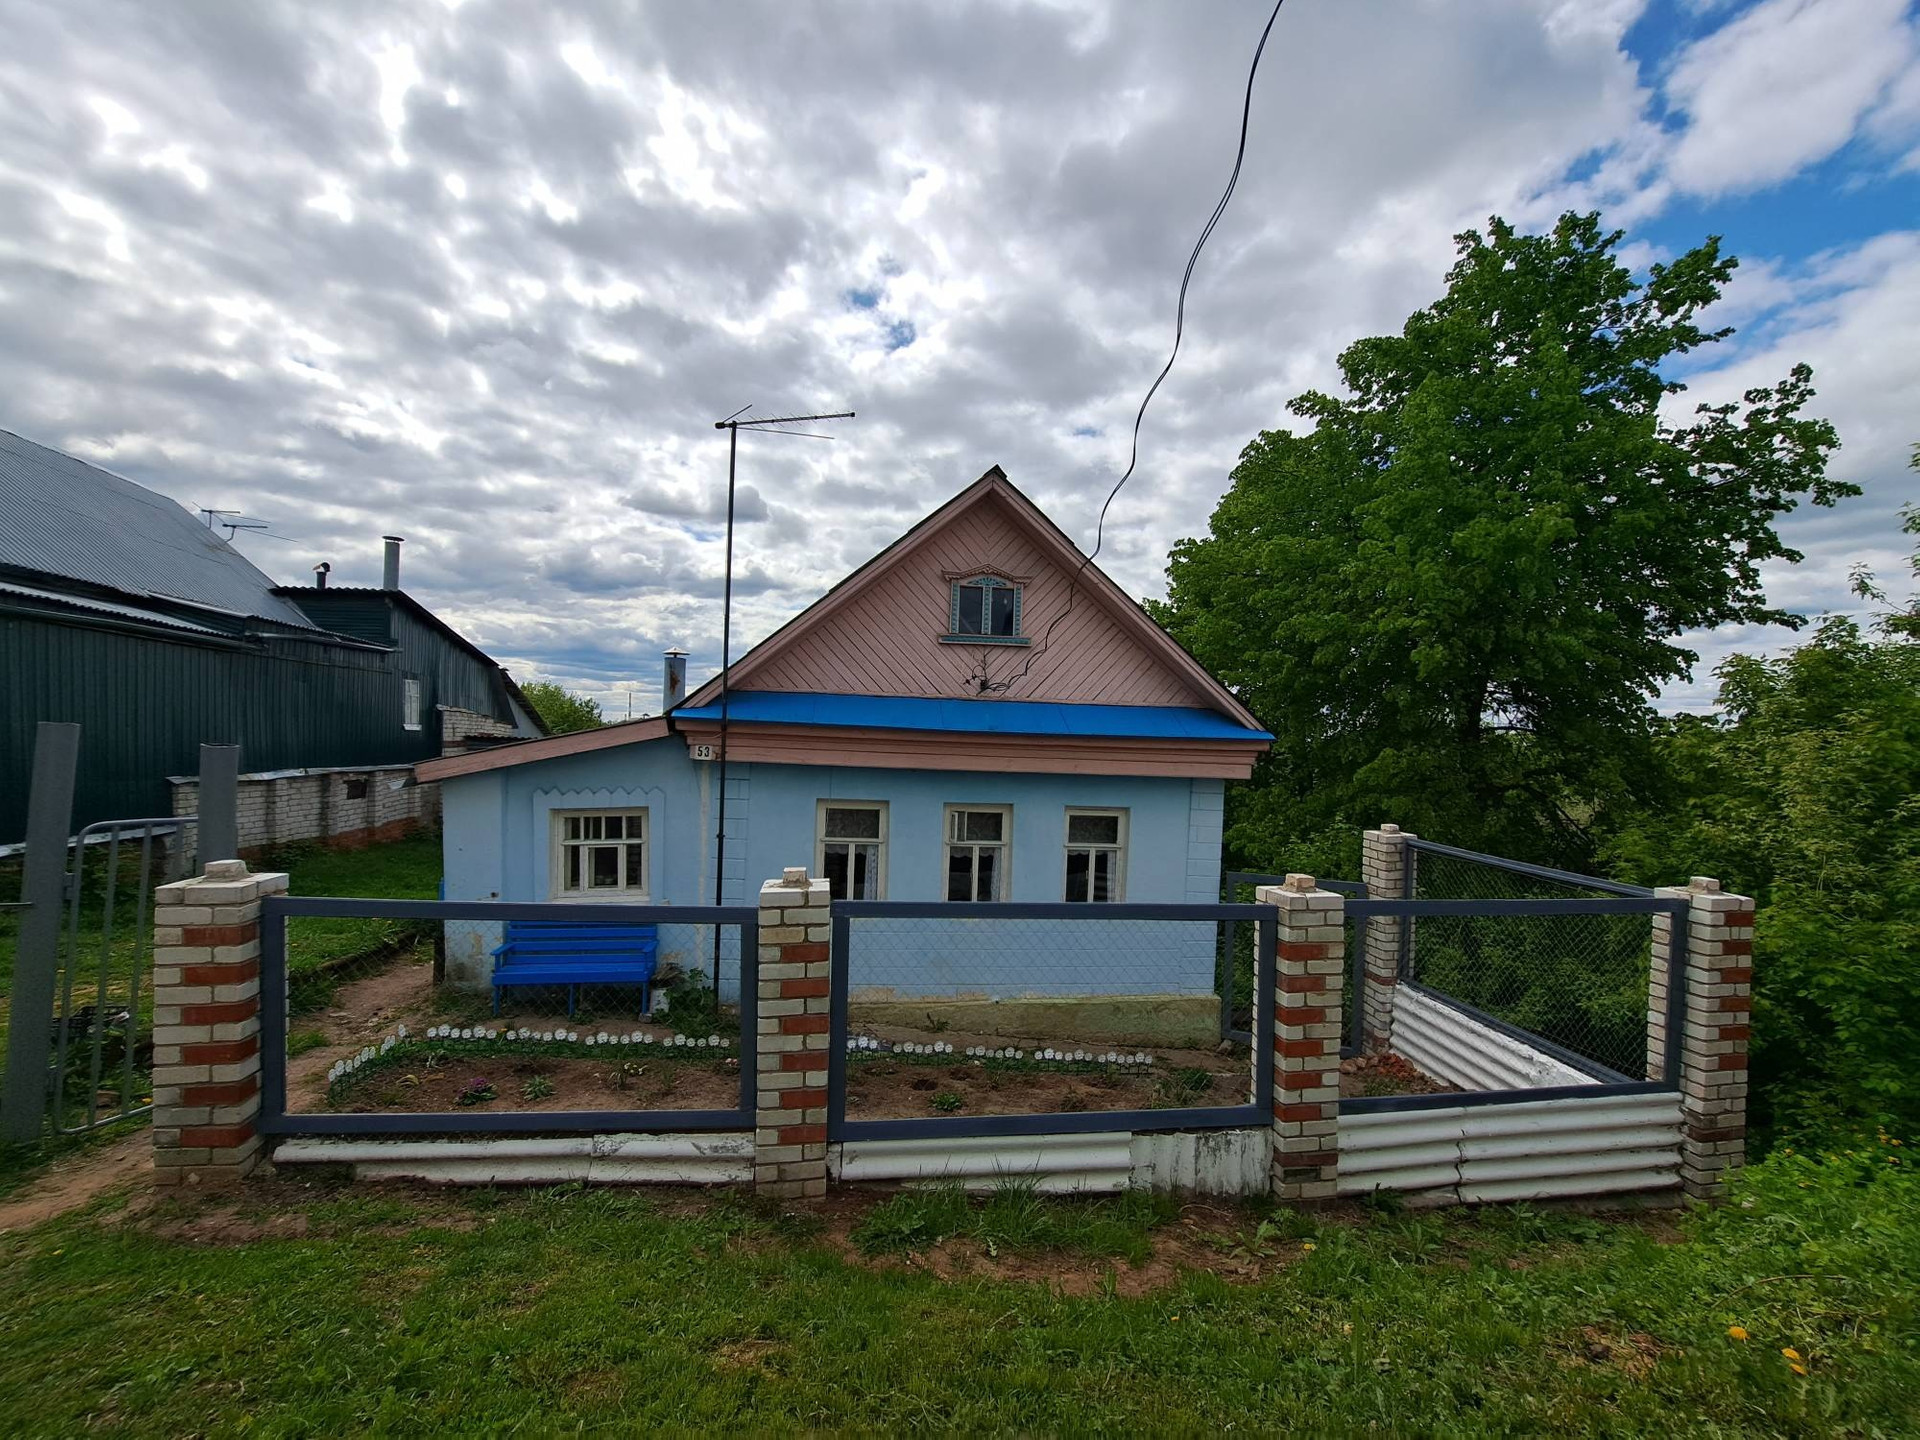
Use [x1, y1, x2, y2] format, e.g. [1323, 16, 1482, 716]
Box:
[816, 800, 888, 901]
[548, 807, 650, 901]
[402, 675, 423, 731]
[1063, 807, 1128, 902]
[943, 803, 1012, 902]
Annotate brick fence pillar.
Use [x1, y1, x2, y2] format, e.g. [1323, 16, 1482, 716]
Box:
[1261, 874, 1345, 1205]
[1653, 876, 1754, 1200]
[1358, 824, 1414, 1053]
[754, 867, 832, 1200]
[149, 859, 287, 1187]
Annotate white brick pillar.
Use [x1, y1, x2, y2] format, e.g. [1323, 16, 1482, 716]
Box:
[1358, 824, 1414, 1053]
[1655, 877, 1754, 1200]
[1261, 874, 1345, 1205]
[754, 867, 832, 1200]
[149, 859, 288, 1187]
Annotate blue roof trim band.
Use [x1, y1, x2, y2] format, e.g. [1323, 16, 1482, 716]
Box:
[674, 691, 1272, 742]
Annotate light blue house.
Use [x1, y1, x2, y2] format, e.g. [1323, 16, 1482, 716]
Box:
[418, 469, 1271, 1043]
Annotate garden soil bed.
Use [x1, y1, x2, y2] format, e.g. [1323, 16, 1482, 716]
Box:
[324, 1051, 743, 1114]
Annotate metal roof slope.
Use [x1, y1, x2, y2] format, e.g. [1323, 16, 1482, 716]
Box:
[672, 690, 1274, 741]
[0, 429, 318, 627]
[0, 579, 227, 636]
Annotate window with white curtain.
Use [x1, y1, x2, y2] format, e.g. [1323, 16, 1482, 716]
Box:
[818, 801, 887, 901]
[945, 804, 1011, 901]
[1063, 809, 1127, 902]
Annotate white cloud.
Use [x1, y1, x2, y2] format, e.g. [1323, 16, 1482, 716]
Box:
[1662, 0, 1919, 196]
[1658, 231, 1920, 707]
[0, 0, 1906, 723]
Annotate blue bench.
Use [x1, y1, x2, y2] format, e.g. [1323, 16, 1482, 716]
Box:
[490, 921, 659, 1018]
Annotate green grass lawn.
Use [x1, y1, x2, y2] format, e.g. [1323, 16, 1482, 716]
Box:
[0, 1143, 1913, 1435]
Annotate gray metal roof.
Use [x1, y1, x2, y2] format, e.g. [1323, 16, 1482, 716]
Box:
[0, 428, 317, 627]
[0, 578, 226, 636]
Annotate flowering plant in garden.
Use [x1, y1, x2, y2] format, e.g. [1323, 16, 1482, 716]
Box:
[455, 1076, 497, 1107]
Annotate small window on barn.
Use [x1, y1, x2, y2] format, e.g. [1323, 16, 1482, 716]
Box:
[343, 777, 369, 801]
[942, 575, 1028, 645]
[1063, 809, 1127, 902]
[818, 801, 887, 901]
[945, 804, 1011, 902]
[551, 809, 649, 899]
[402, 676, 423, 731]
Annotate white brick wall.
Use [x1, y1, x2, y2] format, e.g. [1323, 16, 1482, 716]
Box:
[170, 764, 435, 853]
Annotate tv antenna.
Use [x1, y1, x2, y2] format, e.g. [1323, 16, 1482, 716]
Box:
[705, 406, 855, 989]
[198, 507, 292, 543]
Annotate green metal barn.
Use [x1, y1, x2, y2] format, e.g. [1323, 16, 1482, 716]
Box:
[0, 429, 543, 843]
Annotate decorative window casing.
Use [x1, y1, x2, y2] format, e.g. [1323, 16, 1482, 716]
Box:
[818, 800, 887, 901]
[402, 675, 423, 731]
[941, 574, 1029, 645]
[945, 804, 1011, 901]
[1063, 808, 1128, 902]
[550, 809, 649, 899]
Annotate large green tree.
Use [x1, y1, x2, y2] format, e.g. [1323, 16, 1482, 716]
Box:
[521, 681, 604, 735]
[1605, 501, 1920, 1138]
[1158, 212, 1850, 871]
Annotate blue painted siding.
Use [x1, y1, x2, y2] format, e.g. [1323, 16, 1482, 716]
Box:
[438, 737, 1225, 1004]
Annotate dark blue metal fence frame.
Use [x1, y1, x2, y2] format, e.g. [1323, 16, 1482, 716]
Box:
[828, 900, 1276, 1142]
[1221, 872, 1367, 1054]
[1342, 893, 1689, 1115]
[258, 897, 759, 1136]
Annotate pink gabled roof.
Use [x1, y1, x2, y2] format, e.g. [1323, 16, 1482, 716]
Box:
[683, 466, 1261, 729]
[415, 717, 670, 782]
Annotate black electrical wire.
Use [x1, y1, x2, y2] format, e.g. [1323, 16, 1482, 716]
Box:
[977, 0, 1286, 695]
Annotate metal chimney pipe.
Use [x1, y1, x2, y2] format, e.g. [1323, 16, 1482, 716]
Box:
[313, 561, 331, 589]
[381, 535, 404, 590]
[663, 648, 688, 710]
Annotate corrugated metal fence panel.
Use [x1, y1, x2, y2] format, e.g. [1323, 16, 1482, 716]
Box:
[832, 1133, 1135, 1192]
[1391, 983, 1593, 1091]
[1129, 1129, 1270, 1196]
[1338, 1092, 1683, 1205]
[271, 1133, 753, 1185]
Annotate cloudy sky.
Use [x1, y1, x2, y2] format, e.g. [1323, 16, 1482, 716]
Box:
[2, 0, 1915, 715]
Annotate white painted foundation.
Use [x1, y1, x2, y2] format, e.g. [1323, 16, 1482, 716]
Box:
[831, 1128, 1270, 1196]
[270, 1132, 753, 1185]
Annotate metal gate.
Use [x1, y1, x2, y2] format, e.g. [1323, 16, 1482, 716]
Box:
[1, 722, 237, 1142]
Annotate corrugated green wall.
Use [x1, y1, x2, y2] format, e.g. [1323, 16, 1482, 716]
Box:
[0, 610, 487, 842]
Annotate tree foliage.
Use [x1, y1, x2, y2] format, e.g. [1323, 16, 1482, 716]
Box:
[1605, 505, 1920, 1139]
[521, 681, 603, 735]
[1157, 212, 1849, 873]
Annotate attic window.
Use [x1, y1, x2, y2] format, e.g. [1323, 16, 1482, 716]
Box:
[942, 575, 1029, 646]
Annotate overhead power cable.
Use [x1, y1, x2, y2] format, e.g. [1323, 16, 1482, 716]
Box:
[976, 0, 1286, 695]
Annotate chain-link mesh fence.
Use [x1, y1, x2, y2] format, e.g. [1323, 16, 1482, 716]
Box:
[277, 906, 747, 1119]
[839, 912, 1254, 1121]
[1404, 845, 1653, 1080]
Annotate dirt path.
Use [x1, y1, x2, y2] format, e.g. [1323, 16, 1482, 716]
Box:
[0, 1129, 150, 1234]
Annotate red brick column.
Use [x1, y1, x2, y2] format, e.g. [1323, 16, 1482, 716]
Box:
[1358, 825, 1414, 1053]
[754, 867, 832, 1200]
[1656, 877, 1755, 1200]
[149, 859, 287, 1187]
[1262, 874, 1345, 1204]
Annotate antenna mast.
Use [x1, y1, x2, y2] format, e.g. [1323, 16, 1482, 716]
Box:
[706, 407, 855, 994]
